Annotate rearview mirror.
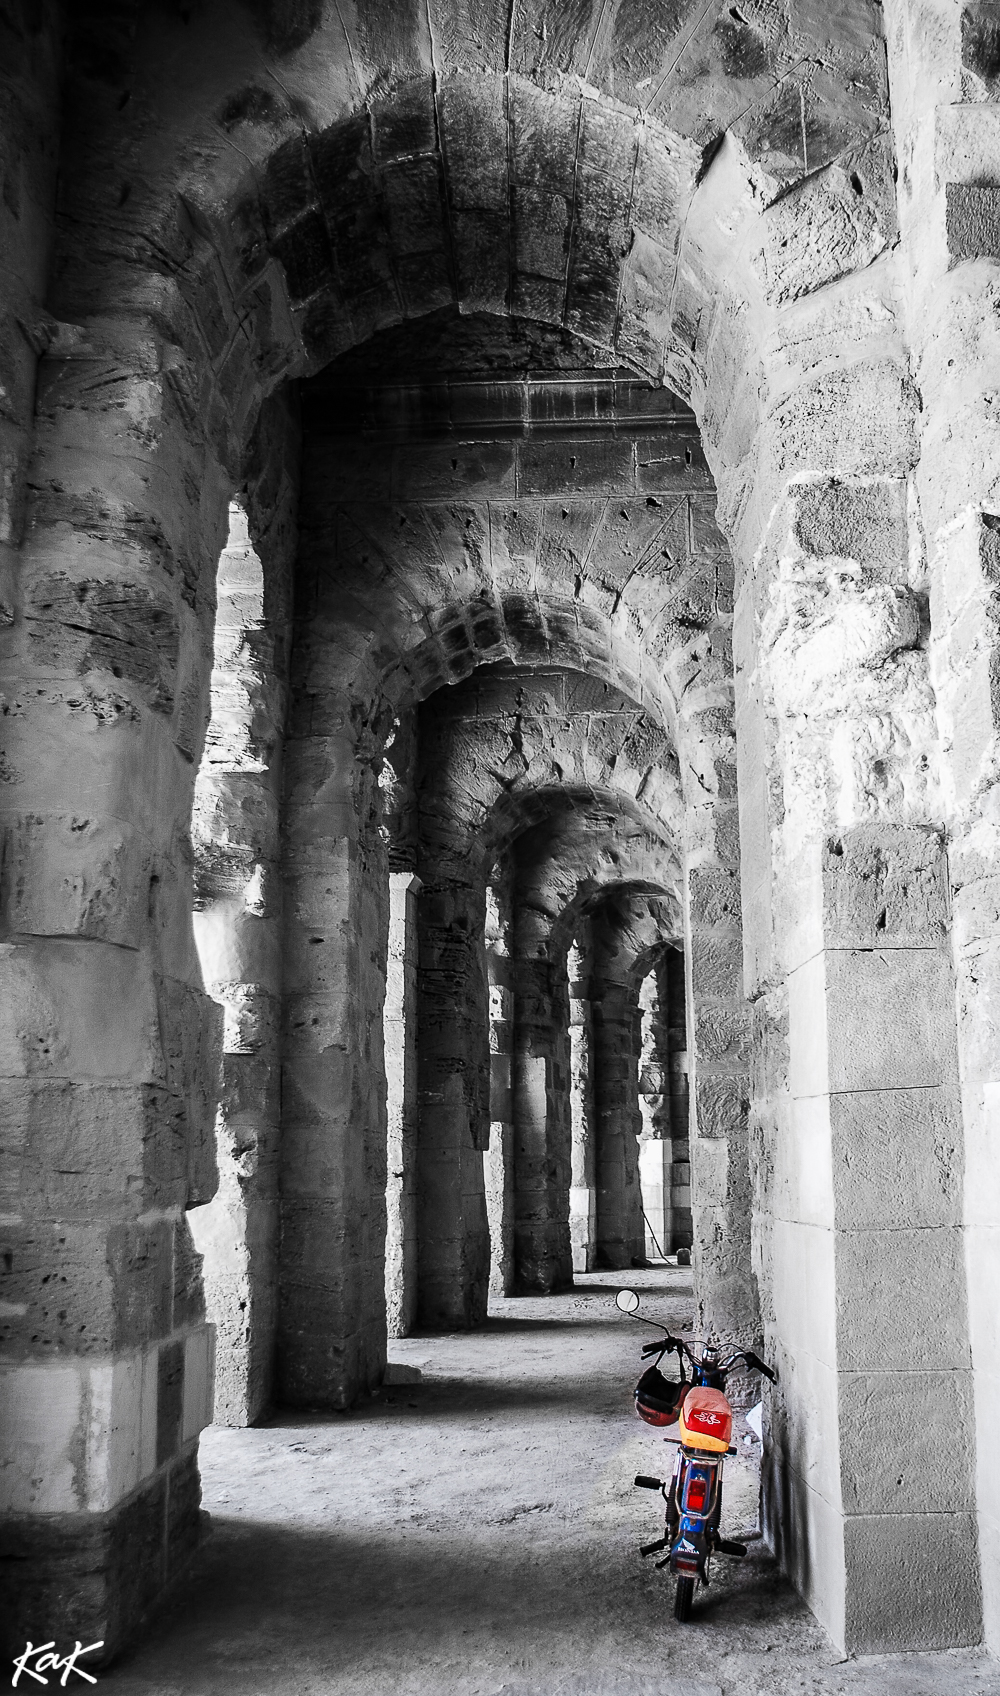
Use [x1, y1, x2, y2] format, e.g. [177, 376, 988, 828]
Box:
[615, 1288, 640, 1314]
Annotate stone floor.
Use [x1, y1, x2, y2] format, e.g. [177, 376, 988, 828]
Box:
[104, 1269, 1000, 1696]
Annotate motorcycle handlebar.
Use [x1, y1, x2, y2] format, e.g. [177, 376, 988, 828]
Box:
[741, 1349, 777, 1384]
[637, 1332, 777, 1382]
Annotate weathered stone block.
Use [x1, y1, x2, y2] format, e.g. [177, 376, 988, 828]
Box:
[791, 478, 908, 574]
[518, 438, 634, 497]
[839, 1369, 974, 1516]
[1, 813, 153, 948]
[693, 1000, 752, 1065]
[692, 1073, 746, 1139]
[0, 940, 160, 1080]
[830, 1086, 962, 1230]
[687, 865, 741, 926]
[773, 1095, 835, 1229]
[23, 575, 179, 713]
[821, 826, 949, 949]
[788, 948, 958, 1097]
[836, 1227, 970, 1371]
[0, 1218, 174, 1357]
[1, 1080, 188, 1217]
[689, 931, 744, 997]
[842, 1512, 981, 1653]
[946, 181, 1000, 263]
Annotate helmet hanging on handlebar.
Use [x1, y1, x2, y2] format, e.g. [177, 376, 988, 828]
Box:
[634, 1358, 688, 1427]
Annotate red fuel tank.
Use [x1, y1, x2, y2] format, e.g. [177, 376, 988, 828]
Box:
[678, 1386, 732, 1453]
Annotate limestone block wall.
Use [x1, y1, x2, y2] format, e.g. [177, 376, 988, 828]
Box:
[7, 0, 993, 1662]
[884, 1, 1000, 1649]
[0, 311, 230, 1652]
[715, 243, 978, 1648]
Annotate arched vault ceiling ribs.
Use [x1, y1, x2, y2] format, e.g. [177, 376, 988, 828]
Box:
[415, 666, 685, 865]
[57, 2, 895, 439]
[497, 783, 684, 955]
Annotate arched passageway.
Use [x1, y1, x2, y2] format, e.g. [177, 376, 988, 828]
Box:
[1, 1, 996, 1674]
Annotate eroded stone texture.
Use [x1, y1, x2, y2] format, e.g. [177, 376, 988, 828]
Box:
[189, 394, 298, 1428]
[2, 0, 992, 1669]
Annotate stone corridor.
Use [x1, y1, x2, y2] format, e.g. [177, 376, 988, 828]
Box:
[100, 1271, 997, 1696]
[7, 0, 1000, 1670]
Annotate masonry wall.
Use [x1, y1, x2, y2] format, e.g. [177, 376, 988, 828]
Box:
[4, 0, 974, 1659]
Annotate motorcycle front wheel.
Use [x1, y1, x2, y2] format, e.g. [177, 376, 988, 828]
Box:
[674, 1575, 695, 1622]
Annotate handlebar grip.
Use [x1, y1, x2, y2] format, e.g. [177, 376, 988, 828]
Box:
[744, 1351, 777, 1383]
[641, 1340, 666, 1357]
[634, 1474, 664, 1491]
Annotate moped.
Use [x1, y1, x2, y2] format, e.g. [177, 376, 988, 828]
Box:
[615, 1288, 776, 1622]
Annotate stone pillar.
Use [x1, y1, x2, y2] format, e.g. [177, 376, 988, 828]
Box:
[0, 320, 226, 1652]
[664, 948, 692, 1252]
[415, 860, 492, 1327]
[686, 859, 754, 1341]
[278, 697, 389, 1405]
[591, 974, 645, 1270]
[763, 827, 977, 1654]
[728, 435, 978, 1647]
[385, 872, 420, 1338]
[637, 965, 672, 1261]
[189, 417, 296, 1427]
[568, 935, 597, 1274]
[510, 941, 573, 1294]
[485, 874, 515, 1296]
[883, 4, 1000, 1647]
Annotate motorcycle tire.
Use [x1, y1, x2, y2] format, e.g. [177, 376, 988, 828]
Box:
[674, 1575, 695, 1622]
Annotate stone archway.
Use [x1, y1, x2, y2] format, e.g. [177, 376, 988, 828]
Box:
[2, 2, 991, 1663]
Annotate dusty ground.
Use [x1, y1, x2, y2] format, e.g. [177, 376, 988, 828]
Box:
[104, 1269, 1000, 1696]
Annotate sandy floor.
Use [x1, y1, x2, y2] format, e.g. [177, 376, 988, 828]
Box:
[103, 1268, 1000, 1696]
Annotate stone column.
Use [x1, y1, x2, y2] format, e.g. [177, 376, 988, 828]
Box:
[0, 320, 226, 1652]
[188, 405, 296, 1427]
[883, 3, 1000, 1649]
[685, 859, 753, 1339]
[278, 688, 389, 1404]
[415, 857, 492, 1327]
[637, 965, 672, 1260]
[385, 871, 420, 1338]
[729, 444, 978, 1649]
[765, 828, 975, 1653]
[664, 947, 692, 1252]
[568, 934, 597, 1274]
[509, 940, 573, 1294]
[485, 873, 515, 1296]
[591, 972, 645, 1270]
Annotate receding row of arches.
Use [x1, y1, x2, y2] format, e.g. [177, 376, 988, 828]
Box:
[189, 416, 718, 1418]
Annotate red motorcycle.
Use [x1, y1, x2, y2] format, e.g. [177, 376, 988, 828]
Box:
[615, 1288, 776, 1622]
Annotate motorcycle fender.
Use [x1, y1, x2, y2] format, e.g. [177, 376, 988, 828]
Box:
[670, 1520, 709, 1578]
